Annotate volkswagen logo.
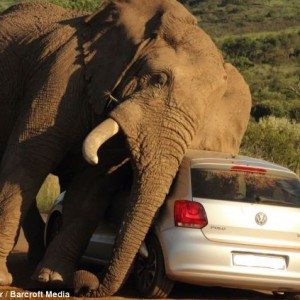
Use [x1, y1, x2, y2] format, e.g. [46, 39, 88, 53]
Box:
[255, 212, 267, 226]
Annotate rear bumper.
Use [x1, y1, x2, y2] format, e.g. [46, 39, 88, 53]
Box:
[157, 227, 300, 292]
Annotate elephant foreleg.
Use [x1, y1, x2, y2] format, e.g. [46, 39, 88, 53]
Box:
[33, 167, 113, 287]
[0, 126, 70, 286]
[34, 160, 131, 287]
[0, 165, 46, 285]
[22, 201, 46, 267]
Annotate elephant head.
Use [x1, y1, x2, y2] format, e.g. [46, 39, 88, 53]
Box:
[76, 0, 251, 296]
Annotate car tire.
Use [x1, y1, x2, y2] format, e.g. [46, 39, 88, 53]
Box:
[273, 292, 300, 300]
[134, 234, 174, 299]
[46, 212, 62, 247]
[286, 293, 300, 300]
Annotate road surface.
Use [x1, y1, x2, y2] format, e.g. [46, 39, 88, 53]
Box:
[0, 230, 277, 299]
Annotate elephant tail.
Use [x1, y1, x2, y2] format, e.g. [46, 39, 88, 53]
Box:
[73, 270, 100, 297]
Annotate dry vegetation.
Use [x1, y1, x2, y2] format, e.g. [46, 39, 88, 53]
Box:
[181, 0, 299, 175]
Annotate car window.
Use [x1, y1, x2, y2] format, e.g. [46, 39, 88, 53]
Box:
[191, 168, 300, 207]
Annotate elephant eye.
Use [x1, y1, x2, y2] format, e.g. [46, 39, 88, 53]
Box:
[150, 73, 168, 88]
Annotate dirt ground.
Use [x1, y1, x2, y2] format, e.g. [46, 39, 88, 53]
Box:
[0, 231, 277, 300]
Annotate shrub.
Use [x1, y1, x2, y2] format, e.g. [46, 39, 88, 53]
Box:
[37, 175, 60, 213]
[241, 117, 300, 175]
[290, 101, 300, 122]
[0, 1, 15, 12]
[221, 37, 258, 62]
[220, 0, 244, 6]
[221, 32, 300, 66]
[240, 64, 299, 113]
[251, 99, 300, 121]
[232, 56, 254, 69]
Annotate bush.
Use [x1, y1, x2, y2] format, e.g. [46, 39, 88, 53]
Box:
[251, 99, 300, 121]
[220, 0, 244, 6]
[37, 175, 60, 213]
[221, 32, 300, 66]
[290, 101, 300, 122]
[221, 37, 258, 63]
[240, 64, 299, 113]
[241, 117, 300, 175]
[231, 56, 254, 69]
[0, 1, 15, 12]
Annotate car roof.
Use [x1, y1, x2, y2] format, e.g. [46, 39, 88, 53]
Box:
[184, 150, 297, 177]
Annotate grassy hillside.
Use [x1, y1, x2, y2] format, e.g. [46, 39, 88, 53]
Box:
[182, 0, 300, 174]
[181, 0, 300, 37]
[0, 0, 299, 210]
[0, 0, 101, 11]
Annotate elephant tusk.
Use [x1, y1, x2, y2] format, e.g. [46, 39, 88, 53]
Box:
[83, 118, 119, 165]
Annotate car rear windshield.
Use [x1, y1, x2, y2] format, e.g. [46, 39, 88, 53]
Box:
[191, 168, 300, 207]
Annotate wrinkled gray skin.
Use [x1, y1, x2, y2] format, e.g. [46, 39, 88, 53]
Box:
[0, 0, 251, 295]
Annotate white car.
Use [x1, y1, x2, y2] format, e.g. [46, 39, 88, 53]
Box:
[45, 150, 300, 298]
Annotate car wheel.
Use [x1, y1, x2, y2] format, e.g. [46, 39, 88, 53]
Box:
[285, 293, 300, 300]
[273, 292, 286, 299]
[273, 292, 300, 300]
[134, 234, 174, 298]
[46, 212, 62, 247]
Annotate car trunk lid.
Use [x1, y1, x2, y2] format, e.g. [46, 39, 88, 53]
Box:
[191, 166, 300, 250]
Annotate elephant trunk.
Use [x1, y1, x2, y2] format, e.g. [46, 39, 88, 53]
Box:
[75, 101, 197, 296]
[74, 151, 184, 296]
[99, 164, 178, 295]
[100, 143, 186, 296]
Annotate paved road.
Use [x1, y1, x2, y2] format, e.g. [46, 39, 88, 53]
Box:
[0, 231, 277, 299]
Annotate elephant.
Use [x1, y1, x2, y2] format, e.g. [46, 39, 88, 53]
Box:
[0, 0, 251, 296]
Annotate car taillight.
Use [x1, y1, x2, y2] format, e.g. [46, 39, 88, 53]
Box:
[174, 200, 208, 229]
[230, 165, 266, 174]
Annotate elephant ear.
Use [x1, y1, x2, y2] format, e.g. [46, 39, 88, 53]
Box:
[191, 63, 252, 154]
[82, 0, 197, 115]
[81, 1, 136, 115]
[81, 0, 170, 115]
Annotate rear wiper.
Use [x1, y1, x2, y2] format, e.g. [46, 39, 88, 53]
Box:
[254, 196, 298, 207]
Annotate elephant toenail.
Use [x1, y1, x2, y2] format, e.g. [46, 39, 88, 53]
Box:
[38, 273, 49, 282]
[51, 273, 63, 282]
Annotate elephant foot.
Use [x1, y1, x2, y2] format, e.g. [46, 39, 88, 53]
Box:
[0, 262, 13, 286]
[33, 263, 74, 288]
